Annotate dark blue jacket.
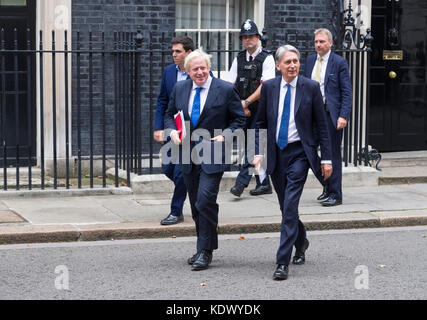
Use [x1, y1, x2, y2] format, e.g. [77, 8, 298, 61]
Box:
[304, 52, 352, 125]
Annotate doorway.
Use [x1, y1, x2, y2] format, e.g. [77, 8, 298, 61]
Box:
[369, 0, 427, 152]
[0, 0, 36, 167]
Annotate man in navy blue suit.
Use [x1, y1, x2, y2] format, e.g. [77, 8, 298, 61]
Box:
[165, 49, 245, 271]
[304, 28, 353, 207]
[254, 45, 332, 280]
[154, 36, 194, 225]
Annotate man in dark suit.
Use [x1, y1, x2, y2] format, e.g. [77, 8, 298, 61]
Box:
[154, 36, 194, 225]
[253, 45, 332, 280]
[304, 28, 353, 207]
[165, 49, 246, 271]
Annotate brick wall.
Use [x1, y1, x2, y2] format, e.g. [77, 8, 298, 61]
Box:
[264, 0, 334, 53]
[71, 0, 175, 157]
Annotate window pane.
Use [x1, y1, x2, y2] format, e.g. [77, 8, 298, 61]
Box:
[201, 0, 226, 29]
[176, 0, 198, 29]
[229, 0, 255, 29]
[0, 0, 26, 5]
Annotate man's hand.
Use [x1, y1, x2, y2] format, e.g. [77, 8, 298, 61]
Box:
[241, 100, 251, 117]
[211, 135, 225, 142]
[253, 155, 264, 173]
[170, 130, 182, 145]
[321, 163, 333, 181]
[153, 130, 164, 144]
[337, 117, 347, 130]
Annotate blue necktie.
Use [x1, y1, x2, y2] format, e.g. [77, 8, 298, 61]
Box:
[191, 87, 202, 126]
[277, 83, 291, 150]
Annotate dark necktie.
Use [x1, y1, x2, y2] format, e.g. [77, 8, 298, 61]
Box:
[249, 55, 253, 62]
[277, 83, 291, 150]
[191, 87, 202, 126]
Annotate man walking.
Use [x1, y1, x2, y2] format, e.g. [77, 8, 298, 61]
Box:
[304, 28, 352, 207]
[154, 36, 194, 225]
[165, 49, 245, 271]
[228, 19, 276, 197]
[254, 45, 332, 280]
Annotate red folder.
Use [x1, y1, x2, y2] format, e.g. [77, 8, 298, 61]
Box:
[174, 110, 186, 140]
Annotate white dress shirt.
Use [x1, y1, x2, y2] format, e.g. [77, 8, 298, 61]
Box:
[176, 65, 189, 82]
[311, 50, 331, 102]
[227, 46, 276, 84]
[188, 76, 213, 117]
[276, 76, 300, 144]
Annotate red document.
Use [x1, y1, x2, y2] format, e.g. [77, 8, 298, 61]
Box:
[174, 110, 186, 140]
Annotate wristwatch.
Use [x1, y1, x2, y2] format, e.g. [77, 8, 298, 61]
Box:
[245, 99, 250, 106]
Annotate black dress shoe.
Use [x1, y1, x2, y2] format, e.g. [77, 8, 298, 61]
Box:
[292, 238, 309, 265]
[191, 250, 213, 271]
[321, 197, 342, 207]
[160, 214, 184, 225]
[317, 186, 329, 201]
[273, 264, 289, 280]
[187, 252, 200, 265]
[249, 184, 273, 196]
[230, 182, 246, 197]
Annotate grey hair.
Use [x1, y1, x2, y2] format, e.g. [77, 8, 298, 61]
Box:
[314, 28, 333, 41]
[275, 44, 301, 63]
[184, 48, 212, 71]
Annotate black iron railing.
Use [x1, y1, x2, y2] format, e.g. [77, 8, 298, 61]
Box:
[0, 26, 372, 191]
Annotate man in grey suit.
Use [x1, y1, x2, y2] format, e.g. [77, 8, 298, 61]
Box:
[165, 49, 246, 271]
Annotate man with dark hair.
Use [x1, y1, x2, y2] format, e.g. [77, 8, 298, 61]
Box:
[228, 19, 276, 198]
[154, 36, 195, 225]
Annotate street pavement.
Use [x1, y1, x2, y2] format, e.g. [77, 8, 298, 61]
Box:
[0, 174, 426, 244]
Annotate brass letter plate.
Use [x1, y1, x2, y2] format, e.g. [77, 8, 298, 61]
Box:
[383, 50, 403, 60]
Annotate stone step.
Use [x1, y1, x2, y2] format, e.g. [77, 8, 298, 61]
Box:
[379, 151, 427, 168]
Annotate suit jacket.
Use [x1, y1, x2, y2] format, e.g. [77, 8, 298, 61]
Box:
[304, 52, 352, 125]
[165, 77, 246, 175]
[255, 75, 332, 180]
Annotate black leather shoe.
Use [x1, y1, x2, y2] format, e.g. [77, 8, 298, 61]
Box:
[317, 186, 329, 201]
[273, 264, 289, 280]
[230, 182, 246, 197]
[191, 250, 213, 271]
[292, 238, 309, 265]
[160, 214, 184, 226]
[249, 185, 273, 196]
[187, 252, 200, 265]
[321, 197, 342, 207]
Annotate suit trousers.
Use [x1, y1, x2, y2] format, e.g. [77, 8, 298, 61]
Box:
[183, 165, 224, 253]
[236, 117, 271, 188]
[325, 114, 343, 200]
[162, 162, 187, 216]
[270, 141, 309, 266]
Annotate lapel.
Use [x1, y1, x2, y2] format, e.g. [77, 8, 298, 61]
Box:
[272, 76, 281, 131]
[307, 54, 316, 75]
[194, 78, 219, 128]
[180, 80, 193, 120]
[294, 76, 304, 116]
[324, 52, 334, 87]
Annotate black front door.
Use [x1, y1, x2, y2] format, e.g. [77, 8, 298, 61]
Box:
[0, 0, 36, 167]
[369, 0, 427, 151]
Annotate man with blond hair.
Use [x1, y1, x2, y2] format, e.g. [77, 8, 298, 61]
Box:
[165, 49, 245, 271]
[304, 28, 352, 207]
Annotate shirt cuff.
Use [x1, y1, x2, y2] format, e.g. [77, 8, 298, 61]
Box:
[321, 160, 332, 164]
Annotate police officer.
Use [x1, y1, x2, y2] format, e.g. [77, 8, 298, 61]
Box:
[228, 19, 276, 197]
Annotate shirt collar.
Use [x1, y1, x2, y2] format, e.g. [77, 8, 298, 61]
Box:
[281, 75, 298, 89]
[318, 50, 331, 61]
[176, 64, 187, 74]
[246, 46, 262, 60]
[192, 75, 213, 91]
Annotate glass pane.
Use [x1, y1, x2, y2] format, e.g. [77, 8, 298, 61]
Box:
[229, 0, 255, 29]
[176, 0, 198, 29]
[0, 0, 26, 5]
[201, 0, 226, 29]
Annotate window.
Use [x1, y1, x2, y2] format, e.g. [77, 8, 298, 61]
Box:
[176, 0, 265, 74]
